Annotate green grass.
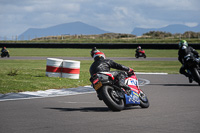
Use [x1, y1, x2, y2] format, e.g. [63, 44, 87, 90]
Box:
[0, 48, 186, 94]
[7, 48, 191, 57]
[0, 60, 91, 94]
[8, 48, 200, 57]
[0, 59, 180, 94]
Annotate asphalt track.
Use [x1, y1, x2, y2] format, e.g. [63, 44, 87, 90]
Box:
[0, 74, 200, 133]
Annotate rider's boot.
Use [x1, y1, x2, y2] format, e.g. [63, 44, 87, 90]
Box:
[181, 71, 193, 83]
[189, 76, 193, 83]
[184, 73, 193, 83]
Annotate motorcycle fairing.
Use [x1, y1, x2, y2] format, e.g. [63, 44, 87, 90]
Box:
[125, 75, 140, 105]
[139, 50, 145, 54]
[125, 76, 139, 94]
[125, 91, 140, 105]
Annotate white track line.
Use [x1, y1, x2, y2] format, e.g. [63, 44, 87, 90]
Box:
[135, 72, 168, 75]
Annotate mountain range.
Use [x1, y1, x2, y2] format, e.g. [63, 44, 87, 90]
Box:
[19, 21, 200, 40]
[19, 21, 109, 40]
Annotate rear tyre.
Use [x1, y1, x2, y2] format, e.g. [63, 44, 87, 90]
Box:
[101, 86, 124, 111]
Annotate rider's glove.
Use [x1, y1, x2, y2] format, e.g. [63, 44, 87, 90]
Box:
[128, 68, 134, 75]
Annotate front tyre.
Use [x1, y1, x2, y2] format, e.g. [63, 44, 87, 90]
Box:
[101, 86, 124, 111]
[191, 68, 200, 84]
[139, 90, 149, 108]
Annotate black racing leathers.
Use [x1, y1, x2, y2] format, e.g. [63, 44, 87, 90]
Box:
[178, 46, 199, 64]
[89, 57, 131, 91]
[90, 57, 129, 76]
[178, 46, 199, 76]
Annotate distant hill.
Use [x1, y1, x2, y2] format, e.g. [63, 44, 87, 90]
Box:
[131, 24, 200, 36]
[19, 21, 110, 40]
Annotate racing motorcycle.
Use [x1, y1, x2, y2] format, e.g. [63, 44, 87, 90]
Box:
[184, 54, 200, 85]
[1, 50, 10, 58]
[135, 50, 146, 58]
[90, 71, 149, 111]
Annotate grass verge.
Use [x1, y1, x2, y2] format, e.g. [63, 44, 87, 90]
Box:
[0, 60, 180, 94]
[7, 48, 184, 57]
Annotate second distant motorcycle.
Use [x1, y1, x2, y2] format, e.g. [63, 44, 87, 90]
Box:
[135, 49, 146, 58]
[135, 46, 146, 58]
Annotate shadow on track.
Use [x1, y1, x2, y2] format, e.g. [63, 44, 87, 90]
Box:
[45, 107, 111, 112]
[45, 106, 141, 112]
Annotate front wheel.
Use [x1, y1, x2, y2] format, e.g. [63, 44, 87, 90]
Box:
[139, 90, 149, 108]
[101, 86, 124, 111]
[191, 68, 200, 84]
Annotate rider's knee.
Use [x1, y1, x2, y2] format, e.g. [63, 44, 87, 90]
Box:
[179, 67, 185, 74]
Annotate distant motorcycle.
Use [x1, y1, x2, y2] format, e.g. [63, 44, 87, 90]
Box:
[90, 71, 149, 111]
[1, 50, 10, 58]
[184, 54, 200, 85]
[135, 50, 146, 58]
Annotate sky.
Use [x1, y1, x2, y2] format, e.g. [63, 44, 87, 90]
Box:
[0, 0, 200, 39]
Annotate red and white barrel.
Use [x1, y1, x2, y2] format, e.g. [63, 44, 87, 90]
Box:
[46, 58, 63, 77]
[62, 60, 80, 79]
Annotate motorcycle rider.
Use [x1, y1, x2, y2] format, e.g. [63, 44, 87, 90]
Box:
[178, 40, 200, 83]
[89, 47, 134, 98]
[1, 47, 9, 57]
[136, 46, 144, 53]
[136, 46, 142, 52]
[1, 47, 8, 53]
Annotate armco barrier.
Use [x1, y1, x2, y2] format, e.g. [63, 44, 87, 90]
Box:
[0, 42, 200, 49]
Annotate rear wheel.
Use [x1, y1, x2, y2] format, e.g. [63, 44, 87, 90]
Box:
[101, 86, 124, 111]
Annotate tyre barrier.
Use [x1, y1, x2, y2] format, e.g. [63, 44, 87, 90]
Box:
[46, 58, 63, 78]
[46, 58, 80, 79]
[62, 60, 80, 79]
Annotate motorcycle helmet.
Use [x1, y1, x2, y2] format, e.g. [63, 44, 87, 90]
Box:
[179, 40, 188, 48]
[137, 46, 141, 49]
[90, 47, 98, 57]
[91, 49, 106, 59]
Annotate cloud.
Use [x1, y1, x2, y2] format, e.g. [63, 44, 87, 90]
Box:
[0, 0, 199, 39]
[184, 22, 198, 27]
